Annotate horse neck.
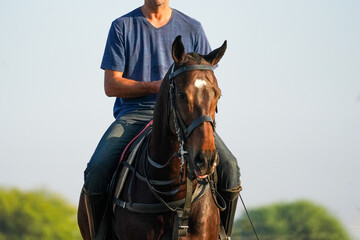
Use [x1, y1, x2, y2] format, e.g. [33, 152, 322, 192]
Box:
[149, 126, 178, 164]
[148, 77, 181, 178]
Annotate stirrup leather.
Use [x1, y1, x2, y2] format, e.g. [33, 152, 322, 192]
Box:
[82, 188, 108, 240]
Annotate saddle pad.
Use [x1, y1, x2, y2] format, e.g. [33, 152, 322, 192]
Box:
[110, 120, 153, 211]
[119, 120, 153, 165]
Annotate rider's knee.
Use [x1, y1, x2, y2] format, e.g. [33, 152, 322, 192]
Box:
[84, 160, 110, 194]
[217, 155, 241, 191]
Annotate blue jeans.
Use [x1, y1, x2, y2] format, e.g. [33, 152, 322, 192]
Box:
[214, 131, 241, 190]
[84, 110, 154, 194]
[84, 110, 240, 194]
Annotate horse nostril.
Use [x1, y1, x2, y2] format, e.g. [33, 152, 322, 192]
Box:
[195, 151, 218, 168]
[195, 151, 206, 168]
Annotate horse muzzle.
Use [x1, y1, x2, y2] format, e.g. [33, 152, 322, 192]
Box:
[193, 150, 219, 179]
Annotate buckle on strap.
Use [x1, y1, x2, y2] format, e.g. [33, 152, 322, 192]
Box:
[113, 198, 127, 209]
[178, 225, 189, 237]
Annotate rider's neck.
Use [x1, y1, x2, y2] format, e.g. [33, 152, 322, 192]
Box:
[141, 1, 172, 28]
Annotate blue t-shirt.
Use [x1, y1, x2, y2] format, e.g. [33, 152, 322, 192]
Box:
[101, 7, 212, 118]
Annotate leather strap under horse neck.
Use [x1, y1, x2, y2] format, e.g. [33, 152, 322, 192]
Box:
[172, 163, 193, 239]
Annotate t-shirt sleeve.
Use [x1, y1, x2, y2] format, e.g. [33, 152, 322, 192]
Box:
[194, 23, 212, 55]
[100, 21, 126, 72]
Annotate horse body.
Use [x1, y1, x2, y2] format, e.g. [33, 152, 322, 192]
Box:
[111, 36, 227, 240]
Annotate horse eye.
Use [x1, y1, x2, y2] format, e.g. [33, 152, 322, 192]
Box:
[177, 92, 188, 102]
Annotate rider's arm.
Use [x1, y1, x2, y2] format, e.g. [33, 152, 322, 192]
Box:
[104, 69, 162, 98]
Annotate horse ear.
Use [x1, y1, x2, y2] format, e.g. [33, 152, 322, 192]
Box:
[172, 35, 186, 63]
[204, 40, 227, 66]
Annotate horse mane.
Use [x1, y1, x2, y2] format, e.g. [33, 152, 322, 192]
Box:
[152, 67, 171, 133]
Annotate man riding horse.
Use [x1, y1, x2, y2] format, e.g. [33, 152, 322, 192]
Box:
[78, 0, 241, 239]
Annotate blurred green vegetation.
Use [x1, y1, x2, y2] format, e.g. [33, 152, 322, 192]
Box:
[232, 199, 351, 240]
[0, 188, 352, 240]
[0, 188, 81, 240]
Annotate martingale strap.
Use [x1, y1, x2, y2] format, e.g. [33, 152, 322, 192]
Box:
[176, 163, 193, 237]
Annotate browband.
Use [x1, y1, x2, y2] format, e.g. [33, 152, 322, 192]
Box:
[169, 64, 213, 79]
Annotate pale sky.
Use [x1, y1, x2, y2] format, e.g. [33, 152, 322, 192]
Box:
[1, 0, 359, 238]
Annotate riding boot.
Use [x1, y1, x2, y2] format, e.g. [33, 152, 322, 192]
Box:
[219, 185, 242, 240]
[82, 187, 108, 240]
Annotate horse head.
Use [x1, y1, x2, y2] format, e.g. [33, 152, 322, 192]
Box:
[168, 35, 227, 180]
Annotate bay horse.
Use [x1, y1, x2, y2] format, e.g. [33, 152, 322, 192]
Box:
[110, 36, 227, 240]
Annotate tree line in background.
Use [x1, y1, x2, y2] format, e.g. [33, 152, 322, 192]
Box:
[0, 188, 351, 240]
[0, 188, 81, 240]
[232, 199, 351, 240]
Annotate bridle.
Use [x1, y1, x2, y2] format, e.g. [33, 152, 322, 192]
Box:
[168, 63, 216, 170]
[166, 63, 220, 237]
[144, 62, 217, 190]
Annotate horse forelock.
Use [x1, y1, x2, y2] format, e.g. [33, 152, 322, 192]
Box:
[187, 52, 208, 65]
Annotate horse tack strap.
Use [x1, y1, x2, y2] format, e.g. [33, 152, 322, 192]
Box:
[113, 182, 208, 214]
[184, 115, 214, 138]
[169, 64, 213, 80]
[113, 198, 185, 214]
[123, 161, 178, 186]
[179, 174, 193, 237]
[173, 162, 193, 239]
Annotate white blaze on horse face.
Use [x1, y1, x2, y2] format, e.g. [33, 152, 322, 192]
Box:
[194, 79, 207, 89]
